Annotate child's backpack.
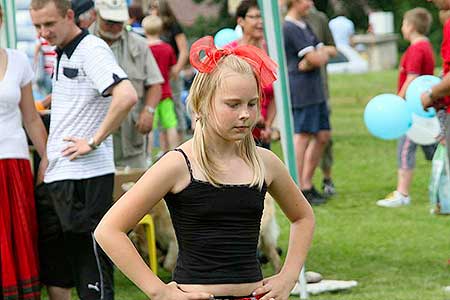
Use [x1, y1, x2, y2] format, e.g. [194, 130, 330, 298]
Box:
[429, 144, 450, 214]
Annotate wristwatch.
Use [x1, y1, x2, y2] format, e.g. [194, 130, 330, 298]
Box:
[87, 137, 98, 150]
[145, 105, 156, 114]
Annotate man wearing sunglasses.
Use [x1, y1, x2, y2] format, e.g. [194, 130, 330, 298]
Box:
[93, 0, 163, 169]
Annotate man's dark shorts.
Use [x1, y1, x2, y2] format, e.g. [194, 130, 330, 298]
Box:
[35, 174, 114, 300]
[292, 102, 331, 134]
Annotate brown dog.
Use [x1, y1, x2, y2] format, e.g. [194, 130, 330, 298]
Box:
[121, 180, 178, 273]
[259, 193, 281, 272]
[129, 200, 178, 272]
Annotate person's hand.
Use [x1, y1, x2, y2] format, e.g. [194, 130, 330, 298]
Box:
[136, 110, 154, 134]
[170, 68, 180, 81]
[298, 60, 310, 71]
[61, 137, 93, 160]
[36, 156, 48, 185]
[151, 281, 213, 300]
[260, 126, 272, 144]
[421, 91, 434, 110]
[42, 94, 52, 109]
[252, 273, 297, 300]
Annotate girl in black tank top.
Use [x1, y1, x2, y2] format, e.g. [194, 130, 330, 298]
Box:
[94, 35, 315, 300]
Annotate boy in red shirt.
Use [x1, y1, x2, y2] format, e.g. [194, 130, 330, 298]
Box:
[377, 7, 435, 207]
[142, 15, 179, 153]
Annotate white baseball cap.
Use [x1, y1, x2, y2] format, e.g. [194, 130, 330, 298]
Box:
[95, 0, 129, 22]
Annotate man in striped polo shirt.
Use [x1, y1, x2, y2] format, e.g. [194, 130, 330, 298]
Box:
[30, 0, 137, 299]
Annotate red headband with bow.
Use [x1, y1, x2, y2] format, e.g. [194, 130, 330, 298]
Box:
[189, 36, 278, 88]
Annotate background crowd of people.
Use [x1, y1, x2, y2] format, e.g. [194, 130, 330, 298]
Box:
[2, 0, 450, 299]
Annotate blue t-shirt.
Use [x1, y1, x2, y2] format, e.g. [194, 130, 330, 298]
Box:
[283, 19, 326, 108]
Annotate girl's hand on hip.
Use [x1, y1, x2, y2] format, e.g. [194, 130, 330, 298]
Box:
[152, 282, 213, 300]
[252, 273, 297, 300]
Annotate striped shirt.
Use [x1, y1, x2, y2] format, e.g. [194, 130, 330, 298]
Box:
[44, 30, 127, 183]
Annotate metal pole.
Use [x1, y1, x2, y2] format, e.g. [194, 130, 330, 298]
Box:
[1, 0, 17, 48]
[258, 0, 308, 298]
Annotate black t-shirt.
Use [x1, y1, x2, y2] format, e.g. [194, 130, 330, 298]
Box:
[283, 20, 326, 108]
[161, 21, 184, 58]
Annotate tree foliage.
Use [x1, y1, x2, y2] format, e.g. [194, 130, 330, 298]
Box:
[316, 0, 442, 53]
[187, 0, 444, 55]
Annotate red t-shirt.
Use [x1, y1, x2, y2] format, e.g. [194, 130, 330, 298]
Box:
[397, 40, 435, 93]
[149, 41, 177, 100]
[441, 19, 450, 111]
[442, 19, 450, 75]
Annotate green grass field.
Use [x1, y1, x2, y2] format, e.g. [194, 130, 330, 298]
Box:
[52, 70, 450, 300]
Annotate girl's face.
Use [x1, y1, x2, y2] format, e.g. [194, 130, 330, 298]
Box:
[237, 7, 264, 41]
[208, 70, 259, 142]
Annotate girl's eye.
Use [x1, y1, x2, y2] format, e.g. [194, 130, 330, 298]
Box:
[249, 102, 257, 107]
[227, 103, 239, 108]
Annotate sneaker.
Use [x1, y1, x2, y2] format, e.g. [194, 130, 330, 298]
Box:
[322, 178, 336, 197]
[302, 186, 327, 206]
[376, 191, 411, 208]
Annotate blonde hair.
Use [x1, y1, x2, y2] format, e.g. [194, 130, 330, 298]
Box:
[187, 55, 265, 189]
[404, 7, 432, 35]
[142, 15, 163, 35]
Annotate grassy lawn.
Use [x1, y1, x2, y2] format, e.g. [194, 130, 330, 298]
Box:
[50, 70, 450, 299]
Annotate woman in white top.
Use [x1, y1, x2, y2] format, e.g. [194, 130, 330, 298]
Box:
[0, 4, 48, 299]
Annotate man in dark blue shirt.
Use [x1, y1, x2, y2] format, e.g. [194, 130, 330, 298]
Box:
[283, 0, 334, 205]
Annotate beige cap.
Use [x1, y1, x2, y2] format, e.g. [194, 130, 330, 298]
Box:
[95, 0, 129, 22]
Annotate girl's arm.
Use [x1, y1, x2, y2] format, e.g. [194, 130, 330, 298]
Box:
[19, 82, 48, 184]
[261, 99, 276, 143]
[171, 33, 189, 79]
[253, 149, 315, 300]
[94, 151, 212, 300]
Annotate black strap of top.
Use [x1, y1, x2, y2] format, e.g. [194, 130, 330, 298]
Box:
[173, 148, 194, 181]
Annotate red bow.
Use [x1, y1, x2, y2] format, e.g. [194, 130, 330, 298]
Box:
[189, 36, 278, 88]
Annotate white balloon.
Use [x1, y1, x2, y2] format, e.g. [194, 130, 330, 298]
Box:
[406, 114, 441, 145]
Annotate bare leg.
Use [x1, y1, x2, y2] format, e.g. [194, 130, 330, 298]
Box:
[147, 131, 153, 157]
[166, 128, 180, 150]
[159, 131, 168, 154]
[294, 133, 311, 188]
[322, 167, 332, 180]
[320, 140, 333, 179]
[397, 169, 413, 196]
[47, 286, 71, 300]
[302, 130, 331, 189]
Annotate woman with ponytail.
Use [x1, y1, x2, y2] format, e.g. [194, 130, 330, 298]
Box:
[94, 36, 315, 300]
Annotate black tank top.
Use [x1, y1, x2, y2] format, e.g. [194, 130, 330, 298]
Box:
[164, 149, 267, 284]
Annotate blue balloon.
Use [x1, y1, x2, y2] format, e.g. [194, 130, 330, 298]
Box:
[364, 94, 412, 140]
[405, 75, 441, 118]
[214, 28, 238, 48]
